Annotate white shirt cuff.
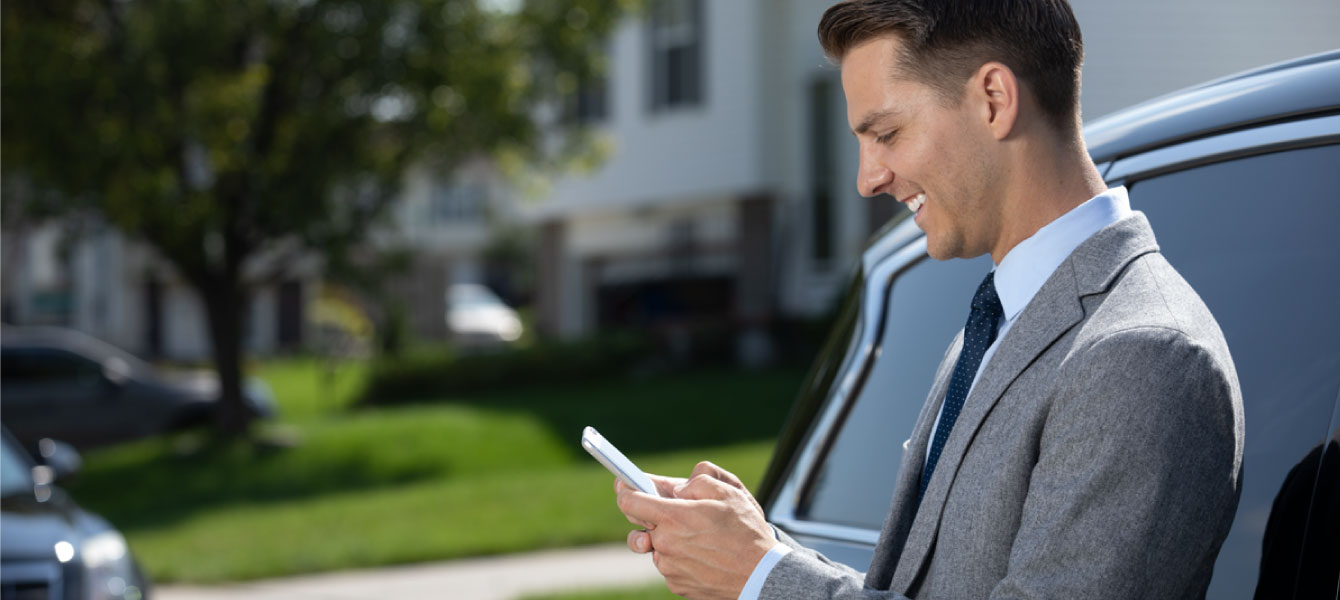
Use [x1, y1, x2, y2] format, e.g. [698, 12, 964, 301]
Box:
[737, 541, 792, 600]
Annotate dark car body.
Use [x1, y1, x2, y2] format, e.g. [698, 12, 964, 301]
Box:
[1, 326, 276, 451]
[759, 51, 1340, 597]
[1, 428, 150, 600]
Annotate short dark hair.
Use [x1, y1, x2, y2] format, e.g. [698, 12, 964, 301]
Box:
[818, 0, 1084, 133]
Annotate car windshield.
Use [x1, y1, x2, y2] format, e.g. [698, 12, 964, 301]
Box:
[448, 285, 504, 309]
[0, 436, 34, 497]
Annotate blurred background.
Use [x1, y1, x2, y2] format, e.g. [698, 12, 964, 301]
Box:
[2, 0, 1337, 599]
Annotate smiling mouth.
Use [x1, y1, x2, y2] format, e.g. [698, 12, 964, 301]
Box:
[905, 192, 926, 213]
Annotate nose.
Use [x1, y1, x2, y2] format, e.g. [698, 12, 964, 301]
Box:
[857, 143, 893, 197]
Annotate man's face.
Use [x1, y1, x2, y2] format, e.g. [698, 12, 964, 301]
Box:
[841, 35, 1001, 261]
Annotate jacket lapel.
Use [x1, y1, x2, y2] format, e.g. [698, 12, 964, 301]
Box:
[886, 213, 1160, 593]
[865, 332, 962, 590]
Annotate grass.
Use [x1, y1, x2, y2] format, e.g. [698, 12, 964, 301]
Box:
[67, 358, 804, 583]
[251, 356, 371, 420]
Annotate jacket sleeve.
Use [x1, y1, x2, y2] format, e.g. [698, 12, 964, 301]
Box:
[990, 326, 1243, 599]
[758, 529, 912, 600]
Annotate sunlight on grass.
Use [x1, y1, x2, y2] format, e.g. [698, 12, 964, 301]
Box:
[123, 442, 774, 583]
[252, 356, 370, 420]
[69, 364, 804, 583]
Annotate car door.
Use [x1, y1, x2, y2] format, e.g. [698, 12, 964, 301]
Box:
[764, 116, 1340, 595]
[1106, 124, 1340, 598]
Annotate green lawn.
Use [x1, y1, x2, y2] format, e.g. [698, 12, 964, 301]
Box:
[67, 359, 804, 583]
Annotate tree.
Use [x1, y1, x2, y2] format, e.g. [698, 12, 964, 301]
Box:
[2, 0, 627, 436]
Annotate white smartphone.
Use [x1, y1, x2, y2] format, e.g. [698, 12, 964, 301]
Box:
[581, 426, 660, 497]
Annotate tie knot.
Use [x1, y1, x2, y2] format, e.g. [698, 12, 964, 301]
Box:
[972, 271, 1003, 317]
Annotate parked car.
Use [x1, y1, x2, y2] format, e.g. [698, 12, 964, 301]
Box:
[757, 51, 1340, 598]
[445, 283, 524, 349]
[0, 427, 151, 599]
[1, 326, 276, 451]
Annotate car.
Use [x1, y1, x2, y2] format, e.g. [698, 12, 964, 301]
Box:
[0, 427, 151, 600]
[445, 283, 524, 349]
[757, 50, 1340, 597]
[1, 326, 277, 451]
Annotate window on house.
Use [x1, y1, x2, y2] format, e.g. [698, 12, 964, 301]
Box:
[429, 183, 485, 224]
[649, 0, 703, 111]
[572, 74, 610, 123]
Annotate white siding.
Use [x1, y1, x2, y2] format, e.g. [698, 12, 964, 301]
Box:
[539, 1, 769, 217]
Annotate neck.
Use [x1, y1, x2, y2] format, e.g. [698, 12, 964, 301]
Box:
[989, 131, 1106, 264]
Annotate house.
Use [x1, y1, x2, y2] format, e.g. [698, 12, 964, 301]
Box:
[6, 0, 1335, 363]
[0, 219, 318, 361]
[525, 0, 1340, 362]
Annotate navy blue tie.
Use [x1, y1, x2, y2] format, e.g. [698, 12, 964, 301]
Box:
[919, 271, 1003, 502]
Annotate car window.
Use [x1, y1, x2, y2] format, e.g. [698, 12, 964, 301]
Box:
[799, 253, 991, 528]
[0, 436, 34, 497]
[448, 284, 503, 309]
[790, 143, 1340, 594]
[1, 348, 103, 386]
[1126, 143, 1340, 597]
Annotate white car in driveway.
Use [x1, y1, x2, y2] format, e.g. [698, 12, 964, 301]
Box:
[445, 284, 524, 349]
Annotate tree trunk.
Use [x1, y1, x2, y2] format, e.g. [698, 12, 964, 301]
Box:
[199, 274, 255, 438]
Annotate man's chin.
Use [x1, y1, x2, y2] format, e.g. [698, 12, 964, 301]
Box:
[924, 239, 955, 261]
[925, 238, 983, 262]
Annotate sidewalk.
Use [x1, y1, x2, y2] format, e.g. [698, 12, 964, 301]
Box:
[156, 544, 663, 600]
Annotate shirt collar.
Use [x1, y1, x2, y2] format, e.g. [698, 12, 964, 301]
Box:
[993, 186, 1132, 321]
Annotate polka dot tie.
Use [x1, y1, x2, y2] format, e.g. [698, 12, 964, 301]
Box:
[919, 271, 1003, 502]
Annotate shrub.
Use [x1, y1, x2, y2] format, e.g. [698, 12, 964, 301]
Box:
[358, 332, 656, 405]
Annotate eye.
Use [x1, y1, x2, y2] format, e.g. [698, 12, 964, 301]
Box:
[875, 129, 897, 145]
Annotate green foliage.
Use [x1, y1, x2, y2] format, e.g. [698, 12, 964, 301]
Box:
[2, 0, 629, 231]
[359, 331, 657, 403]
[66, 364, 804, 582]
[1, 0, 630, 433]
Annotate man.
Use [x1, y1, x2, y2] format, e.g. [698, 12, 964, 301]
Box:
[616, 1, 1245, 598]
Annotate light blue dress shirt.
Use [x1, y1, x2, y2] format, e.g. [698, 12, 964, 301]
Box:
[739, 187, 1132, 600]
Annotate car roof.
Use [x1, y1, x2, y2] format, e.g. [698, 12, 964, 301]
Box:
[1084, 49, 1340, 164]
[1, 326, 154, 375]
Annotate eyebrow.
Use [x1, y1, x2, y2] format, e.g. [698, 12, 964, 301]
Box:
[852, 109, 901, 136]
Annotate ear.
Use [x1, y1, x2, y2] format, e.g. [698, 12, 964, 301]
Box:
[974, 62, 1019, 141]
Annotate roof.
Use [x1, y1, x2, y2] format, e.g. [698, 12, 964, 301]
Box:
[1084, 50, 1340, 164]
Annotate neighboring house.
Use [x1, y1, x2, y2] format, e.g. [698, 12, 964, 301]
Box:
[371, 158, 519, 341]
[1, 220, 319, 362]
[0, 162, 511, 360]
[6, 0, 1335, 361]
[525, 0, 1340, 358]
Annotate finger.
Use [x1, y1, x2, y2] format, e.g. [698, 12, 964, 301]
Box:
[675, 472, 734, 500]
[646, 473, 686, 498]
[617, 484, 685, 527]
[627, 529, 653, 554]
[690, 460, 746, 489]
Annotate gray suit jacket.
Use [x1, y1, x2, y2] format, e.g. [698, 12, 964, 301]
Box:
[761, 214, 1244, 599]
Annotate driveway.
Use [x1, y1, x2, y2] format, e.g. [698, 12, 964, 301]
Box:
[156, 543, 662, 600]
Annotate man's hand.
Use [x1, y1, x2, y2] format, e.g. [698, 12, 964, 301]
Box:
[615, 461, 775, 599]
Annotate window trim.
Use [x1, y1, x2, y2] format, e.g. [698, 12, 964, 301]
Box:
[647, 0, 705, 112]
[768, 232, 928, 545]
[1105, 114, 1340, 185]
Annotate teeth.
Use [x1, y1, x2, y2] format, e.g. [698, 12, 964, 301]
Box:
[908, 192, 926, 213]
